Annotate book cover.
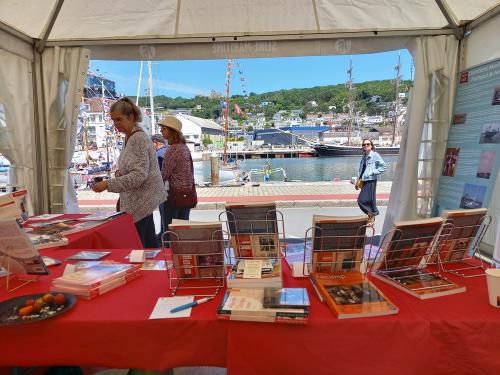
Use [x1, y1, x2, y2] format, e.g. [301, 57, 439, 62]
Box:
[0, 190, 29, 223]
[375, 217, 444, 270]
[52, 262, 140, 288]
[168, 220, 225, 280]
[227, 259, 282, 288]
[217, 287, 308, 324]
[66, 251, 111, 261]
[313, 272, 399, 319]
[80, 211, 125, 221]
[263, 288, 310, 309]
[27, 233, 69, 249]
[438, 208, 488, 262]
[0, 219, 49, 275]
[372, 269, 466, 299]
[225, 201, 278, 234]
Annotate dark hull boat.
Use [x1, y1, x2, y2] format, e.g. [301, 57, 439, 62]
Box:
[314, 143, 400, 157]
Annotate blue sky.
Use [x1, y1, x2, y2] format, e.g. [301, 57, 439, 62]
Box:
[90, 49, 413, 99]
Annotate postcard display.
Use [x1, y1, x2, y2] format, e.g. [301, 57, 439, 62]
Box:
[370, 218, 466, 299]
[162, 220, 228, 297]
[221, 202, 286, 289]
[434, 59, 500, 219]
[436, 208, 491, 277]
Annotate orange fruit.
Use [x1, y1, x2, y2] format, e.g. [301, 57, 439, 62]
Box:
[18, 305, 34, 316]
[54, 294, 66, 305]
[42, 293, 54, 304]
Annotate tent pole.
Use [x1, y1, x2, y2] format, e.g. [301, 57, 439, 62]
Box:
[31, 49, 50, 214]
[36, 0, 65, 53]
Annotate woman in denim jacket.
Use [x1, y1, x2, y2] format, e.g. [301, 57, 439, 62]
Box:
[356, 139, 387, 224]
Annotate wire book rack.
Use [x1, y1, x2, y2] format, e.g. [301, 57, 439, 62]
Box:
[219, 208, 286, 267]
[435, 214, 491, 278]
[303, 223, 375, 277]
[161, 230, 228, 297]
[0, 246, 41, 292]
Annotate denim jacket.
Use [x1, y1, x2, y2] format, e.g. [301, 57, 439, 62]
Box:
[358, 151, 387, 181]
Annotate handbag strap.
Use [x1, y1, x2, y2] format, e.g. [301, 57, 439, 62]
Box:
[125, 128, 144, 146]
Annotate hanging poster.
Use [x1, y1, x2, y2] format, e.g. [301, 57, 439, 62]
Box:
[434, 58, 500, 215]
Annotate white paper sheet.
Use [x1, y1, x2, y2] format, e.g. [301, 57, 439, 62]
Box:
[149, 296, 194, 319]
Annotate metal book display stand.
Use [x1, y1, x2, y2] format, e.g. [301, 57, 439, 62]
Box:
[0, 246, 40, 293]
[435, 213, 491, 278]
[303, 221, 375, 278]
[161, 229, 228, 297]
[220, 208, 286, 268]
[369, 218, 457, 295]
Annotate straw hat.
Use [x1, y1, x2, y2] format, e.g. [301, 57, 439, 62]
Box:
[158, 115, 182, 133]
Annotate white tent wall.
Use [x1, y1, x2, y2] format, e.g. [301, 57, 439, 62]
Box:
[0, 48, 36, 213]
[41, 46, 89, 213]
[462, 13, 500, 253]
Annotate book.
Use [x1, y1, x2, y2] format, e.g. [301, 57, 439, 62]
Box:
[51, 262, 141, 289]
[227, 258, 282, 288]
[0, 219, 49, 275]
[372, 268, 466, 299]
[231, 233, 281, 258]
[225, 201, 278, 234]
[125, 249, 161, 259]
[66, 251, 111, 261]
[374, 217, 444, 270]
[263, 288, 310, 309]
[310, 215, 368, 274]
[27, 232, 69, 249]
[313, 272, 399, 319]
[51, 269, 142, 299]
[41, 255, 61, 267]
[217, 288, 309, 324]
[80, 211, 125, 221]
[168, 220, 224, 279]
[438, 208, 488, 262]
[0, 190, 30, 223]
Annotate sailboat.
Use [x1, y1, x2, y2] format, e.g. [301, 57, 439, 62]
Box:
[314, 58, 402, 157]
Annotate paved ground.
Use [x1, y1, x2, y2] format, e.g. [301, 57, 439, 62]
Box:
[77, 181, 392, 210]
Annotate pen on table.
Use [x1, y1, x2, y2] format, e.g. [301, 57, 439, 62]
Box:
[170, 297, 213, 313]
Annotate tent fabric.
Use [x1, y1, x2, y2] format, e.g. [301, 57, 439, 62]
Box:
[0, 49, 36, 209]
[1, 0, 499, 41]
[41, 46, 89, 213]
[382, 35, 458, 236]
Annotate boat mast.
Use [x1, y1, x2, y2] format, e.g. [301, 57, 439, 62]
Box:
[346, 59, 354, 146]
[222, 59, 232, 166]
[391, 54, 402, 146]
[136, 61, 143, 106]
[148, 61, 156, 134]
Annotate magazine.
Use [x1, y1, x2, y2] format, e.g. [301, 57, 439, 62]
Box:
[66, 251, 111, 261]
[0, 190, 30, 223]
[0, 219, 49, 275]
[225, 201, 278, 235]
[80, 211, 125, 221]
[27, 233, 69, 249]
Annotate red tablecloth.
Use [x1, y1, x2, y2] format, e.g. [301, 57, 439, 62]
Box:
[27, 214, 142, 249]
[1, 249, 499, 374]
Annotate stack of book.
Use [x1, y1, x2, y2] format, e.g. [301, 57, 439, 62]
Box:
[50, 261, 142, 299]
[168, 220, 225, 279]
[217, 287, 310, 324]
[227, 258, 282, 288]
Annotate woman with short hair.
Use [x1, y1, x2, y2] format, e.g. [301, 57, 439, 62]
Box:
[93, 97, 166, 248]
[355, 139, 387, 224]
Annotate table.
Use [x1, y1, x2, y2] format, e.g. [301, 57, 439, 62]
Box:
[27, 214, 142, 250]
[1, 248, 500, 375]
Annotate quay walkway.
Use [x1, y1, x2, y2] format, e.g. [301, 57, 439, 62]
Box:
[77, 181, 392, 211]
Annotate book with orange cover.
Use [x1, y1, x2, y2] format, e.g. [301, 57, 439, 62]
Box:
[371, 269, 465, 299]
[313, 272, 398, 319]
[438, 208, 488, 262]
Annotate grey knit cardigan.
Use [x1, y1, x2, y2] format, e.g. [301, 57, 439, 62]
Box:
[107, 126, 167, 222]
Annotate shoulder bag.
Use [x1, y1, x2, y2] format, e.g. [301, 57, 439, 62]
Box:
[167, 153, 198, 209]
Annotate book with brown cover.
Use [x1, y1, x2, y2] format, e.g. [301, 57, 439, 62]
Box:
[313, 272, 398, 319]
[311, 215, 368, 274]
[438, 208, 488, 262]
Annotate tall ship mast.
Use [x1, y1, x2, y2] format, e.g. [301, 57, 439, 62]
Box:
[346, 59, 355, 146]
[391, 54, 402, 146]
[222, 59, 232, 166]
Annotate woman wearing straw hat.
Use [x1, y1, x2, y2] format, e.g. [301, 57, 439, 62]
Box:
[159, 115, 197, 238]
[93, 97, 166, 248]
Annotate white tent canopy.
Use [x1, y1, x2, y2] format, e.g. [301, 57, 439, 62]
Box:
[0, 1, 499, 251]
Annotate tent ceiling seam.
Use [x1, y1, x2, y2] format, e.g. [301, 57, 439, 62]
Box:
[175, 0, 181, 36]
[434, 0, 464, 40]
[465, 3, 500, 32]
[36, 0, 65, 53]
[44, 28, 455, 47]
[311, 0, 321, 32]
[0, 20, 32, 44]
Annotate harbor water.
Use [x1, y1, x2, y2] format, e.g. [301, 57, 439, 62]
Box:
[194, 155, 397, 183]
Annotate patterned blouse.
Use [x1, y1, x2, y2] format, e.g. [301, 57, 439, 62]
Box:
[161, 143, 194, 190]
